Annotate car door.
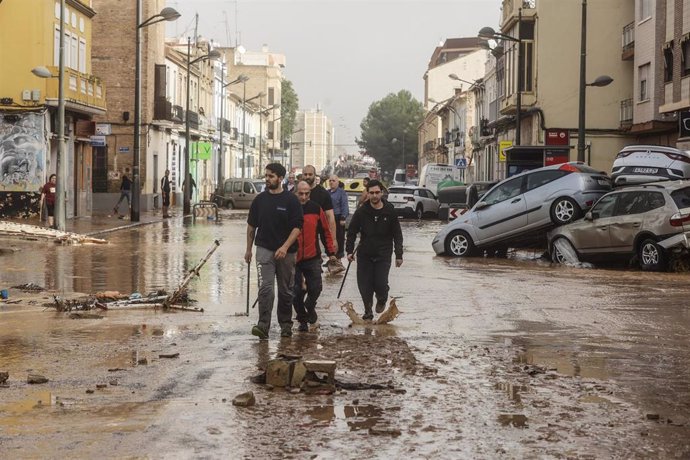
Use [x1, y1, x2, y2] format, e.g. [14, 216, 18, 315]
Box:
[472, 176, 527, 244]
[608, 191, 662, 253]
[523, 170, 570, 227]
[231, 180, 243, 207]
[421, 189, 439, 214]
[568, 193, 618, 254]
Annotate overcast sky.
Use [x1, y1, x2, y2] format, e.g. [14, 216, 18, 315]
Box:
[167, 0, 501, 151]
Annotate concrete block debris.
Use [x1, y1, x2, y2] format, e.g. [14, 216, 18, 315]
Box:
[232, 391, 256, 407]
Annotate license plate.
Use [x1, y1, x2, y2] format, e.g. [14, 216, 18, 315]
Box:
[633, 167, 658, 174]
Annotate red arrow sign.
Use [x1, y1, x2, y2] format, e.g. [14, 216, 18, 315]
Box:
[449, 208, 458, 219]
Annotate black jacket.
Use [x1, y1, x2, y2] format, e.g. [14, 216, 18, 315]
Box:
[346, 201, 403, 259]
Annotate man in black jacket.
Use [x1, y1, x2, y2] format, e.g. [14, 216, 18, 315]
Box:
[345, 179, 403, 320]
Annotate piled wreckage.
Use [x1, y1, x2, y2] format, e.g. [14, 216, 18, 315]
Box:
[0, 221, 107, 244]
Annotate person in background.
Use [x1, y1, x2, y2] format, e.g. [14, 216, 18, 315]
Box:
[302, 165, 338, 257]
[346, 179, 403, 320]
[328, 173, 348, 269]
[285, 172, 296, 193]
[161, 169, 171, 218]
[113, 168, 132, 215]
[293, 181, 336, 332]
[40, 173, 57, 228]
[358, 177, 370, 208]
[245, 163, 303, 339]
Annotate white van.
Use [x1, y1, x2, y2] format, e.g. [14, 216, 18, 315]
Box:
[419, 163, 464, 195]
[611, 145, 690, 186]
[391, 168, 407, 186]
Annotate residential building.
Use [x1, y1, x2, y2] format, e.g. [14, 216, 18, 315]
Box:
[0, 0, 106, 218]
[292, 109, 334, 174]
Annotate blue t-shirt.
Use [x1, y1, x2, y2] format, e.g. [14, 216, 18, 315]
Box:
[247, 189, 303, 253]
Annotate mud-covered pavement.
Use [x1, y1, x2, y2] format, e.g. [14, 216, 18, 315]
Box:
[1, 213, 690, 458]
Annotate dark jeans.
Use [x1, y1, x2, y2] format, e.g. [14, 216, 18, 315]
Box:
[356, 252, 392, 309]
[293, 257, 323, 324]
[334, 216, 345, 258]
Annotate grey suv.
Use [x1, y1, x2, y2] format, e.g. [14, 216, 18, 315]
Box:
[548, 181, 690, 270]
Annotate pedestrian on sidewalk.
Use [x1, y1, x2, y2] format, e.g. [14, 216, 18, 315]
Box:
[328, 173, 348, 270]
[161, 169, 171, 218]
[245, 162, 303, 339]
[346, 179, 403, 320]
[293, 181, 337, 332]
[39, 173, 57, 228]
[113, 168, 132, 215]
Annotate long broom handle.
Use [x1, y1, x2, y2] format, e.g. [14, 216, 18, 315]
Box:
[337, 245, 358, 299]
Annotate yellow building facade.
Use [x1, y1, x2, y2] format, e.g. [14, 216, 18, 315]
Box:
[0, 0, 106, 218]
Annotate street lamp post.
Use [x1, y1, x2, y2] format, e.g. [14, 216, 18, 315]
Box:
[184, 41, 220, 214]
[478, 8, 523, 145]
[240, 90, 265, 178]
[577, 0, 613, 162]
[218, 73, 246, 187]
[133, 4, 180, 222]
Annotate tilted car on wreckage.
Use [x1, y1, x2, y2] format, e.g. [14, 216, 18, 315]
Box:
[431, 162, 612, 257]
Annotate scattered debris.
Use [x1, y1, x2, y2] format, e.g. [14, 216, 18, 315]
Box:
[232, 391, 256, 407]
[0, 221, 107, 244]
[86, 389, 94, 394]
[159, 353, 180, 359]
[0, 372, 8, 384]
[340, 298, 401, 325]
[68, 312, 104, 320]
[368, 427, 402, 437]
[164, 240, 220, 307]
[96, 384, 107, 389]
[646, 413, 660, 421]
[12, 283, 45, 292]
[27, 374, 49, 384]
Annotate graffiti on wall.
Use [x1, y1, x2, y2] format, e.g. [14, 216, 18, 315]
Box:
[0, 112, 46, 192]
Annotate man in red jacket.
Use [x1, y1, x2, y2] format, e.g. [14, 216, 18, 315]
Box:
[294, 180, 337, 332]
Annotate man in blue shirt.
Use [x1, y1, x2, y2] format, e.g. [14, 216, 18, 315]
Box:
[245, 163, 303, 339]
[328, 174, 349, 270]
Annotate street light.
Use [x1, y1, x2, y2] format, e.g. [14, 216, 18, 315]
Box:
[577, 0, 613, 162]
[241, 90, 265, 178]
[258, 103, 279, 175]
[218, 73, 248, 186]
[184, 41, 220, 215]
[133, 3, 180, 222]
[478, 9, 523, 145]
[448, 73, 481, 87]
[32, 0, 66, 231]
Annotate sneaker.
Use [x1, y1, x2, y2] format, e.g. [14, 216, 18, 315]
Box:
[298, 322, 309, 332]
[280, 327, 293, 338]
[375, 300, 386, 313]
[251, 325, 268, 340]
[307, 309, 318, 324]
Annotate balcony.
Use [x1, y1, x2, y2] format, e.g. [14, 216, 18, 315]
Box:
[186, 110, 199, 130]
[153, 98, 183, 124]
[620, 98, 633, 129]
[502, 0, 537, 27]
[43, 66, 106, 114]
[622, 22, 634, 61]
[220, 118, 232, 134]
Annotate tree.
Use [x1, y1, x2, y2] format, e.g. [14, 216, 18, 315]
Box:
[280, 79, 299, 144]
[357, 90, 424, 175]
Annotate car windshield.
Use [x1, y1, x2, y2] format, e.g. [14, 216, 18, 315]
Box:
[389, 187, 413, 195]
[671, 187, 690, 209]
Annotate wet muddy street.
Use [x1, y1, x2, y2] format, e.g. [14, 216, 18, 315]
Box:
[1, 213, 690, 458]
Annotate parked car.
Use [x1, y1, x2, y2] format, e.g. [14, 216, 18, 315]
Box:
[388, 186, 439, 219]
[432, 162, 612, 256]
[391, 168, 407, 186]
[467, 181, 499, 208]
[611, 145, 690, 186]
[548, 181, 690, 271]
[211, 178, 265, 209]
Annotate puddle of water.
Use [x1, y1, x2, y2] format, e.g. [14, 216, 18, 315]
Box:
[0, 391, 57, 416]
[495, 382, 526, 404]
[578, 395, 615, 405]
[497, 414, 528, 428]
[514, 351, 610, 380]
[306, 404, 384, 431]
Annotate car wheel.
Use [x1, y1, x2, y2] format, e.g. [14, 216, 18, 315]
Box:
[415, 205, 423, 220]
[638, 238, 667, 271]
[444, 230, 475, 257]
[226, 200, 234, 210]
[550, 197, 581, 225]
[550, 237, 577, 265]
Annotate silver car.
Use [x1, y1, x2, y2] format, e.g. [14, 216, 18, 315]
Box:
[611, 145, 690, 186]
[548, 181, 690, 271]
[432, 162, 612, 256]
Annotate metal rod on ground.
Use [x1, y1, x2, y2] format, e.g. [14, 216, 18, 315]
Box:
[165, 239, 220, 307]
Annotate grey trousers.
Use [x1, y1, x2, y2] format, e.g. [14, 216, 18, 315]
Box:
[255, 246, 296, 331]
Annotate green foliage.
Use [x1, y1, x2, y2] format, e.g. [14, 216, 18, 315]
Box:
[357, 90, 424, 174]
[280, 79, 299, 142]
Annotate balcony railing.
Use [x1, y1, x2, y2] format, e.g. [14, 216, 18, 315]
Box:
[220, 118, 232, 133]
[186, 110, 199, 130]
[622, 22, 634, 60]
[620, 98, 633, 127]
[43, 66, 106, 112]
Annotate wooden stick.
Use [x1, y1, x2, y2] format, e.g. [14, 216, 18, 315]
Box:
[165, 240, 220, 307]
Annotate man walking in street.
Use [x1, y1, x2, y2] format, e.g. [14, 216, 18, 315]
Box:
[293, 181, 337, 332]
[161, 169, 171, 218]
[245, 163, 303, 339]
[113, 168, 132, 215]
[301, 165, 340, 273]
[328, 173, 348, 269]
[285, 172, 296, 193]
[346, 179, 403, 320]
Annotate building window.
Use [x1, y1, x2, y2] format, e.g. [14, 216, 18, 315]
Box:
[639, 0, 652, 21]
[268, 87, 275, 106]
[682, 39, 690, 77]
[70, 34, 78, 70]
[664, 42, 674, 82]
[639, 63, 650, 101]
[79, 38, 86, 73]
[53, 26, 60, 66]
